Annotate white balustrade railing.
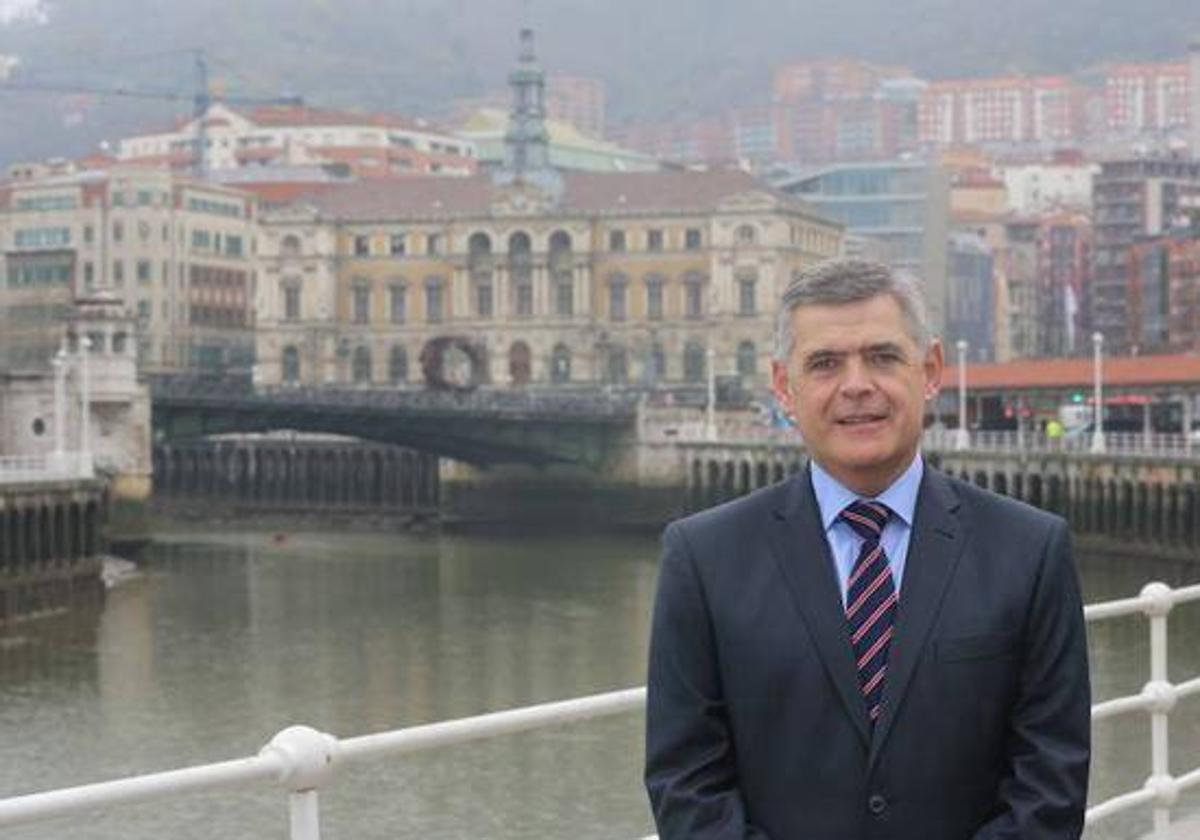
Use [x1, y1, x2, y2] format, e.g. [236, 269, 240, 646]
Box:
[1, 584, 1199, 838]
[0, 452, 94, 484]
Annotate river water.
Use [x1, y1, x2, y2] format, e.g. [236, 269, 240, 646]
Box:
[0, 522, 1198, 840]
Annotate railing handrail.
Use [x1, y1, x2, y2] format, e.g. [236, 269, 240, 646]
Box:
[1, 586, 1199, 838]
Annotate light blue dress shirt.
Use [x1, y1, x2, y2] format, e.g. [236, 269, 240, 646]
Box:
[810, 455, 924, 607]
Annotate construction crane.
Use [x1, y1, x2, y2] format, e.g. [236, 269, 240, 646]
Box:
[0, 48, 303, 178]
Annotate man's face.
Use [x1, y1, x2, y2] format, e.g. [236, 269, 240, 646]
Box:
[771, 294, 943, 496]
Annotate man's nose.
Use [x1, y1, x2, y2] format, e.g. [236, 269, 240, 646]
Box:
[839, 357, 875, 396]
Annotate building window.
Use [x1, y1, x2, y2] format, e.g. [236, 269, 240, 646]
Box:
[389, 345, 408, 384]
[608, 276, 627, 321]
[609, 229, 626, 252]
[284, 284, 301, 321]
[647, 229, 664, 251]
[735, 224, 757, 246]
[738, 274, 757, 315]
[282, 346, 300, 383]
[354, 235, 370, 256]
[646, 275, 664, 320]
[427, 233, 443, 255]
[684, 274, 704, 319]
[389, 284, 406, 324]
[516, 282, 533, 317]
[137, 260, 152, 284]
[550, 343, 571, 383]
[225, 235, 243, 257]
[683, 342, 706, 383]
[281, 235, 302, 257]
[685, 228, 702, 250]
[390, 233, 406, 256]
[737, 341, 756, 379]
[606, 345, 628, 384]
[113, 220, 124, 243]
[83, 262, 94, 288]
[426, 278, 444, 323]
[556, 280, 573, 317]
[650, 342, 666, 382]
[352, 346, 372, 383]
[353, 285, 371, 324]
[83, 225, 94, 245]
[113, 260, 125, 286]
[476, 282, 494, 318]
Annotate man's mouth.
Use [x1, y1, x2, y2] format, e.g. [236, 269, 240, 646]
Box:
[837, 413, 887, 426]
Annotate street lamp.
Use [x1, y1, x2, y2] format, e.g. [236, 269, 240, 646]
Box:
[1091, 331, 1106, 454]
[955, 339, 969, 451]
[79, 334, 94, 478]
[51, 347, 67, 473]
[705, 346, 717, 442]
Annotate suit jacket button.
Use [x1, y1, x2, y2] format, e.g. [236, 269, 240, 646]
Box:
[868, 794, 888, 816]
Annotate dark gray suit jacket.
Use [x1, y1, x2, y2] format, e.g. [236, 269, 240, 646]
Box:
[645, 463, 1090, 839]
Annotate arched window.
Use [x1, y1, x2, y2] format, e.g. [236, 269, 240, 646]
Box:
[389, 345, 408, 384]
[282, 346, 300, 383]
[683, 341, 706, 383]
[281, 234, 301, 257]
[606, 344, 628, 384]
[509, 231, 533, 317]
[550, 343, 571, 384]
[352, 345, 372, 384]
[509, 341, 532, 385]
[645, 273, 665, 320]
[737, 341, 756, 379]
[468, 231, 492, 259]
[735, 224, 757, 246]
[650, 342, 666, 383]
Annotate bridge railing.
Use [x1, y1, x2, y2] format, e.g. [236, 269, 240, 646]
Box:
[0, 453, 94, 485]
[921, 427, 1199, 458]
[1, 583, 1199, 838]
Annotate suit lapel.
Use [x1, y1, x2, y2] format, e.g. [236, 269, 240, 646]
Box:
[767, 467, 871, 747]
[868, 466, 964, 769]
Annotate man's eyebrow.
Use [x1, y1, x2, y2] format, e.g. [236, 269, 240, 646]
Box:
[865, 341, 907, 355]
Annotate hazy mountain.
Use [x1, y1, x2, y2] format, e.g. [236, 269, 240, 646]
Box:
[0, 0, 1198, 165]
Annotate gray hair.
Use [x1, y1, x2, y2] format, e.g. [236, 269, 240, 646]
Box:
[772, 258, 933, 361]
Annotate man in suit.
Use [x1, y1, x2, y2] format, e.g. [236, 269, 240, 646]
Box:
[645, 259, 1089, 839]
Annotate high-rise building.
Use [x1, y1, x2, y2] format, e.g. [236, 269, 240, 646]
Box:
[0, 164, 257, 373]
[1090, 157, 1200, 353]
[1103, 62, 1190, 138]
[772, 59, 922, 164]
[773, 161, 951, 336]
[1190, 41, 1200, 157]
[919, 76, 1083, 148]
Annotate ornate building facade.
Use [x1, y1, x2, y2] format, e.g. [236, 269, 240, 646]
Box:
[253, 31, 842, 392]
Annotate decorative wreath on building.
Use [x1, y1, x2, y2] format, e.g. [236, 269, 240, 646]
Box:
[420, 336, 487, 391]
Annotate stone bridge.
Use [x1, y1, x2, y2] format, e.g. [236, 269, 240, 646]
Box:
[149, 375, 639, 468]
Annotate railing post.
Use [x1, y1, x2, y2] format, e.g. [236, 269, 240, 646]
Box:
[289, 791, 322, 840]
[1144, 582, 1175, 836]
[260, 725, 339, 840]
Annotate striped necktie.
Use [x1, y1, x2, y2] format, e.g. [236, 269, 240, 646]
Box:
[840, 499, 897, 726]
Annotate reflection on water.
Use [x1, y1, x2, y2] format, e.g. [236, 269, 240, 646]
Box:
[0, 526, 1196, 839]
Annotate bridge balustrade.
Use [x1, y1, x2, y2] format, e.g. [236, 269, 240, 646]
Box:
[0, 583, 1198, 839]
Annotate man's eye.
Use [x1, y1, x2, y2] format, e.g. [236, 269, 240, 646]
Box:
[870, 351, 902, 365]
[808, 357, 838, 371]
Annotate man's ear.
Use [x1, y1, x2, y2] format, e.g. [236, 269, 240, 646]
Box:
[923, 339, 944, 401]
[771, 360, 794, 416]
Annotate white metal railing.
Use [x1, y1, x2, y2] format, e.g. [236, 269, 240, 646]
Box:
[1, 584, 1200, 838]
[922, 428, 1200, 459]
[0, 452, 94, 485]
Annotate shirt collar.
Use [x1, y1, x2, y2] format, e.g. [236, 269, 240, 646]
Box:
[810, 454, 924, 532]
